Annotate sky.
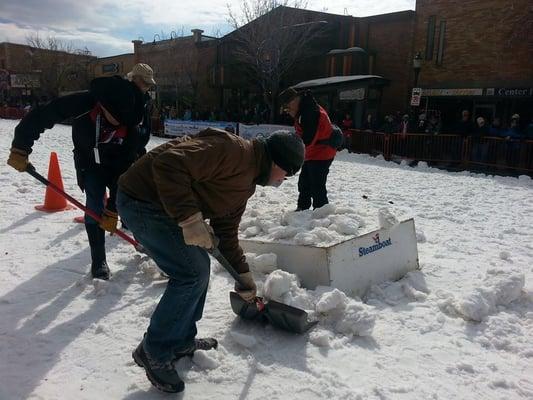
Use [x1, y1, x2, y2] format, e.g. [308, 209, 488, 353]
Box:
[0, 0, 415, 57]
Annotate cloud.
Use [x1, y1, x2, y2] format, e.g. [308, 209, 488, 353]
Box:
[309, 0, 415, 17]
[0, 21, 133, 57]
[0, 0, 415, 56]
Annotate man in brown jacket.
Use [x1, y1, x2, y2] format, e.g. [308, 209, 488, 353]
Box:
[116, 128, 304, 393]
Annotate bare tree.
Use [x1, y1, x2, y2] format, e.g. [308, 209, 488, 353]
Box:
[26, 34, 94, 98]
[226, 0, 328, 122]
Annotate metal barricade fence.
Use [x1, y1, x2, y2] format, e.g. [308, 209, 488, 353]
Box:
[346, 129, 533, 176]
[348, 130, 385, 156]
[0, 107, 28, 119]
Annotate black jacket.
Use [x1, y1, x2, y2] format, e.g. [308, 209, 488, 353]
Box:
[12, 75, 151, 210]
[297, 91, 320, 145]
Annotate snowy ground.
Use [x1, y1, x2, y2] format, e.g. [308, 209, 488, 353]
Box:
[0, 119, 532, 400]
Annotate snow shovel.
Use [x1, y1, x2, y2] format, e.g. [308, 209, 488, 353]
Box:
[209, 247, 317, 334]
[25, 165, 144, 252]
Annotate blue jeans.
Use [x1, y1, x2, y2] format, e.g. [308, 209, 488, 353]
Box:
[116, 189, 210, 363]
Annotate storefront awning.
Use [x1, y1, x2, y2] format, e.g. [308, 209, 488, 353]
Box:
[292, 75, 389, 90]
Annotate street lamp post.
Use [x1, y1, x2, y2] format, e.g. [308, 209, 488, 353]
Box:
[413, 52, 422, 87]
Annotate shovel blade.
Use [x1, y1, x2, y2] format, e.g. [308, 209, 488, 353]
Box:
[229, 292, 316, 334]
[263, 299, 317, 334]
[230, 291, 265, 321]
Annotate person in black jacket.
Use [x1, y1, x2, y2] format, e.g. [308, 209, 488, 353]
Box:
[7, 63, 155, 280]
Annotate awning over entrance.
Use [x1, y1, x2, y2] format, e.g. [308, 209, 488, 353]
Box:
[292, 75, 389, 90]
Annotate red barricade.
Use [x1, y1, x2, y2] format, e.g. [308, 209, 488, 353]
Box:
[346, 129, 533, 175]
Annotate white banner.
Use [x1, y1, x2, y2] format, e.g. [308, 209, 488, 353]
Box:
[238, 123, 294, 139]
[164, 120, 237, 137]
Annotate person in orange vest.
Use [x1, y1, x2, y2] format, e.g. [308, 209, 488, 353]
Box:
[281, 88, 337, 210]
[7, 64, 155, 280]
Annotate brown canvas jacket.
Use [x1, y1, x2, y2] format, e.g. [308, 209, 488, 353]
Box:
[118, 128, 272, 273]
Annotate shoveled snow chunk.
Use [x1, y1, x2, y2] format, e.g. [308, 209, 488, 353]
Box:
[312, 204, 336, 219]
[378, 208, 399, 229]
[263, 270, 294, 301]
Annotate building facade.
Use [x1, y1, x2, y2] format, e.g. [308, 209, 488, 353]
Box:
[93, 53, 135, 79]
[132, 30, 218, 118]
[0, 42, 96, 105]
[215, 6, 416, 126]
[413, 0, 533, 130]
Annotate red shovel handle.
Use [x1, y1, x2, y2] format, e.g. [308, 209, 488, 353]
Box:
[26, 165, 144, 252]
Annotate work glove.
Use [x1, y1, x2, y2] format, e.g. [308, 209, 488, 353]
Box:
[99, 208, 119, 233]
[7, 147, 30, 172]
[179, 212, 215, 249]
[234, 272, 257, 302]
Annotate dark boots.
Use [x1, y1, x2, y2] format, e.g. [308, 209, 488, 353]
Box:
[85, 223, 110, 280]
[133, 340, 185, 393]
[132, 336, 218, 393]
[173, 338, 218, 361]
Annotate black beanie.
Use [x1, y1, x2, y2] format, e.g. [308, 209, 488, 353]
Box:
[279, 87, 301, 105]
[265, 131, 305, 176]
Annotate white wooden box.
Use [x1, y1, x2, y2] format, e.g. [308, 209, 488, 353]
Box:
[240, 218, 419, 297]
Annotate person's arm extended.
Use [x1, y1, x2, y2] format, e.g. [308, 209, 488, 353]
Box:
[12, 92, 94, 154]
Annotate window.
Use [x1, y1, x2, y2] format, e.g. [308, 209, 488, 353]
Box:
[102, 63, 118, 73]
[425, 15, 436, 60]
[436, 21, 446, 65]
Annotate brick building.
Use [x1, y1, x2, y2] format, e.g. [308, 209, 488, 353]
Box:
[413, 0, 533, 130]
[216, 6, 416, 126]
[93, 53, 135, 79]
[0, 42, 96, 105]
[132, 30, 218, 117]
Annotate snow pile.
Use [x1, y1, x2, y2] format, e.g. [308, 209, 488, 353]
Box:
[245, 252, 277, 274]
[474, 311, 532, 354]
[260, 268, 376, 339]
[239, 204, 366, 246]
[445, 268, 525, 322]
[367, 271, 430, 306]
[315, 289, 375, 337]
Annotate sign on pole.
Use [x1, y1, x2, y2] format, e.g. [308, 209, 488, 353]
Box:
[410, 87, 422, 106]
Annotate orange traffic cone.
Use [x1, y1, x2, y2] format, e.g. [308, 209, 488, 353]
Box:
[73, 193, 108, 223]
[35, 152, 74, 213]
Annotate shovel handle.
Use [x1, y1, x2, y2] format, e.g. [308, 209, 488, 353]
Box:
[208, 247, 248, 288]
[26, 165, 144, 251]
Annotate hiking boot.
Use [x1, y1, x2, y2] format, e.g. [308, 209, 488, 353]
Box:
[132, 340, 184, 393]
[173, 337, 218, 361]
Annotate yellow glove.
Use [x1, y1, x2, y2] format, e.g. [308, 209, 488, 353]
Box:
[178, 212, 215, 249]
[99, 208, 118, 233]
[235, 272, 257, 302]
[7, 147, 30, 172]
